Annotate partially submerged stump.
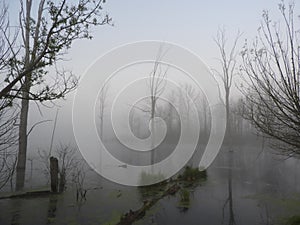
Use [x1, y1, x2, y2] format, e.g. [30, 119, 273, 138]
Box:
[50, 157, 59, 193]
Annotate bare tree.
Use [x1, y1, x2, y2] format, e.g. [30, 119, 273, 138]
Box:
[0, 152, 17, 191]
[56, 144, 78, 193]
[214, 28, 241, 225]
[4, 0, 112, 190]
[38, 148, 51, 183]
[133, 49, 168, 166]
[97, 82, 109, 177]
[0, 4, 22, 188]
[240, 2, 300, 156]
[71, 160, 88, 202]
[99, 83, 110, 141]
[0, 3, 19, 110]
[0, 105, 18, 190]
[38, 144, 79, 192]
[214, 27, 242, 139]
[176, 83, 200, 129]
[161, 84, 209, 143]
[165, 89, 177, 134]
[0, 23, 18, 189]
[147, 51, 168, 166]
[129, 108, 143, 138]
[200, 94, 210, 138]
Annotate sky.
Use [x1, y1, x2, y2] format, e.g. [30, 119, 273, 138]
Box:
[68, 0, 283, 73]
[5, 0, 294, 158]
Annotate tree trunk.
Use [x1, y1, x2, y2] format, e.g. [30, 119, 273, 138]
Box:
[225, 90, 230, 136]
[16, 76, 30, 191]
[225, 88, 232, 145]
[227, 154, 235, 225]
[150, 101, 155, 169]
[150, 115, 155, 169]
[226, 88, 235, 224]
[99, 111, 103, 176]
[15, 0, 32, 191]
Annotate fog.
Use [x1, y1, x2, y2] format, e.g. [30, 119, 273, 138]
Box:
[1, 1, 299, 225]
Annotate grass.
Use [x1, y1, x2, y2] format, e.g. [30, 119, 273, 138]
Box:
[177, 188, 191, 209]
[138, 172, 167, 199]
[178, 166, 207, 182]
[284, 215, 300, 225]
[180, 188, 190, 202]
[139, 171, 165, 186]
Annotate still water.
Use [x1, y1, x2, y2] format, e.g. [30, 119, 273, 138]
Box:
[0, 144, 300, 225]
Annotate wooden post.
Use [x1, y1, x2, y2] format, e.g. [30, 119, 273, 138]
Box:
[50, 157, 58, 193]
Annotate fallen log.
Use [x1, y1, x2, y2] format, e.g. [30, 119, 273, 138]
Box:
[0, 189, 54, 200]
[116, 184, 180, 225]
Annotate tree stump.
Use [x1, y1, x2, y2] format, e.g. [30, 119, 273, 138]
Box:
[50, 157, 58, 193]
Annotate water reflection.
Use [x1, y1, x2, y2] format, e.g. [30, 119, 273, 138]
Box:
[0, 144, 300, 225]
[10, 200, 22, 225]
[46, 195, 58, 225]
[222, 150, 236, 225]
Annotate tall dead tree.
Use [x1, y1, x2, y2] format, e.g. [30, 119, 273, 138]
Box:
[148, 52, 167, 166]
[133, 50, 168, 167]
[214, 27, 242, 140]
[214, 28, 241, 225]
[99, 83, 109, 141]
[176, 83, 200, 130]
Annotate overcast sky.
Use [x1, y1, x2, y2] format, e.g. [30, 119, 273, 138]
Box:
[6, 0, 294, 157]
[67, 0, 283, 73]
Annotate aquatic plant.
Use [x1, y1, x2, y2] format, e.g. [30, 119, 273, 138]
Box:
[178, 166, 207, 181]
[139, 171, 166, 186]
[180, 188, 190, 202]
[284, 215, 300, 225]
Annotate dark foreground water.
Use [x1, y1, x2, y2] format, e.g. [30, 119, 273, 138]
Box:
[0, 144, 300, 225]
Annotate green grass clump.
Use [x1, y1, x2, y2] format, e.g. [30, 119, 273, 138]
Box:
[178, 166, 207, 181]
[177, 188, 191, 210]
[138, 171, 167, 199]
[139, 171, 166, 186]
[284, 215, 300, 225]
[180, 189, 190, 202]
